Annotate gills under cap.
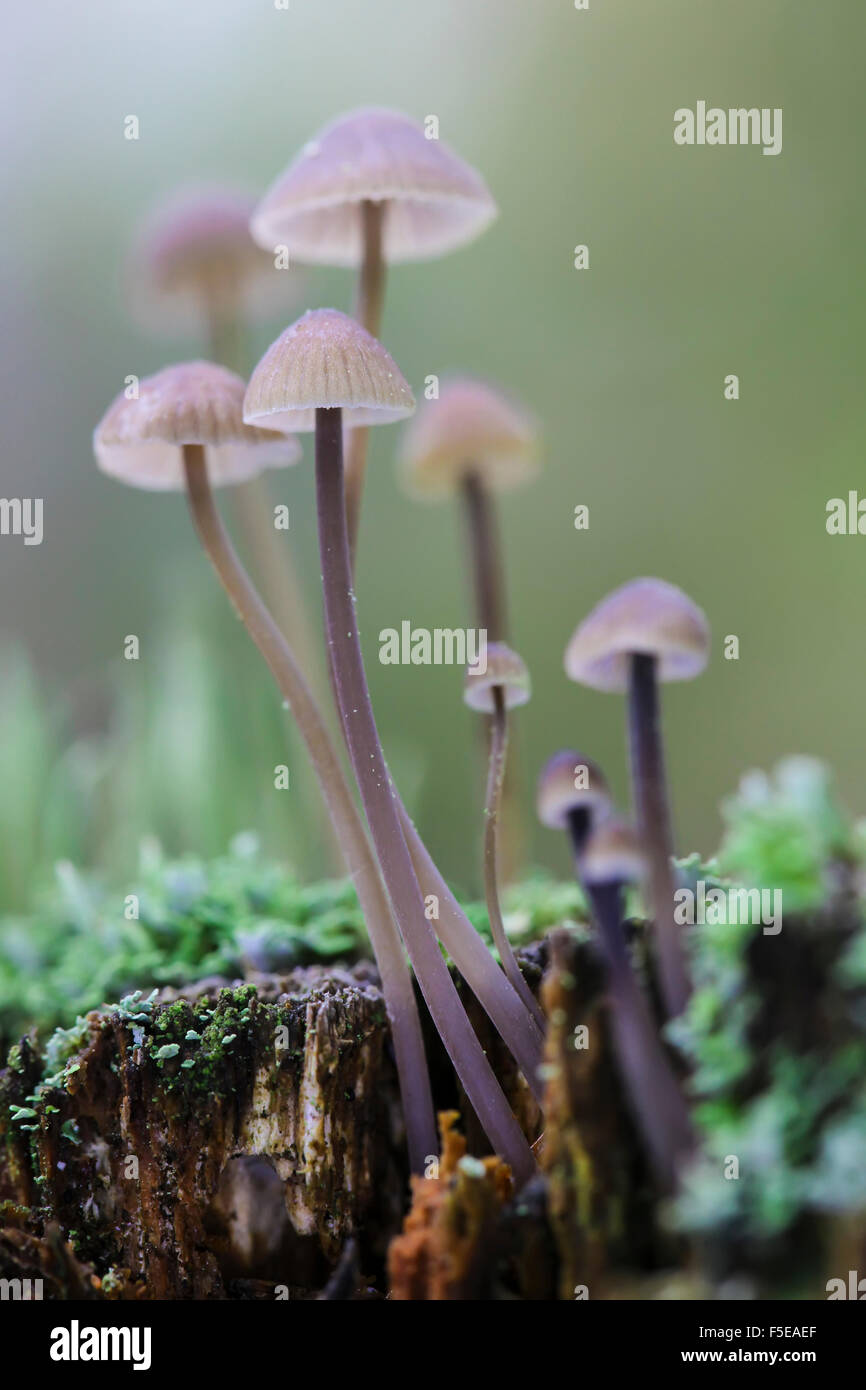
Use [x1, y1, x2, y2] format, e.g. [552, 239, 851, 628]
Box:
[243, 308, 415, 433]
[463, 642, 531, 713]
[400, 376, 539, 501]
[250, 107, 497, 267]
[94, 362, 300, 491]
[564, 578, 710, 693]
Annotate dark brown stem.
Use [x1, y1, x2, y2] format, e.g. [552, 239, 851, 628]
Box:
[585, 878, 695, 1193]
[461, 470, 507, 642]
[627, 652, 690, 1018]
[314, 408, 535, 1185]
[345, 199, 387, 573]
[181, 442, 437, 1171]
[484, 687, 545, 1029]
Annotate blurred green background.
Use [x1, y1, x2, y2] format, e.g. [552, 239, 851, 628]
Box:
[1, 0, 864, 912]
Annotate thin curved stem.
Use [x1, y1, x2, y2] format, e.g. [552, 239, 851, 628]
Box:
[398, 803, 545, 1102]
[181, 442, 437, 1171]
[584, 878, 695, 1193]
[627, 653, 690, 1018]
[461, 470, 506, 642]
[345, 199, 386, 573]
[484, 687, 545, 1030]
[314, 409, 535, 1186]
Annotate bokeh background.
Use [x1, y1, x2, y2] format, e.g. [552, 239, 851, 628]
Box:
[1, 0, 863, 912]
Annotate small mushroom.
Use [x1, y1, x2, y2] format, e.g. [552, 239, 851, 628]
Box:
[564, 578, 709, 1018]
[580, 819, 694, 1193]
[245, 310, 535, 1184]
[251, 109, 498, 565]
[400, 376, 539, 641]
[93, 359, 437, 1171]
[536, 748, 613, 858]
[464, 643, 542, 1028]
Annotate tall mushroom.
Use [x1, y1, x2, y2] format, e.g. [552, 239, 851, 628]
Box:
[464, 642, 542, 1028]
[93, 359, 438, 1170]
[244, 310, 535, 1183]
[564, 578, 710, 1019]
[250, 109, 498, 567]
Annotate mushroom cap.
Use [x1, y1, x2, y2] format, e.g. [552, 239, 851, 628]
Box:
[250, 107, 498, 267]
[564, 578, 710, 693]
[400, 376, 539, 501]
[536, 750, 612, 831]
[463, 642, 531, 713]
[243, 308, 415, 432]
[94, 362, 301, 491]
[128, 185, 301, 334]
[580, 819, 646, 887]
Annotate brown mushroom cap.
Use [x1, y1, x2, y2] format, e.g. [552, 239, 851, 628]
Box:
[400, 376, 539, 501]
[243, 308, 415, 432]
[463, 641, 530, 713]
[580, 819, 646, 887]
[536, 750, 612, 830]
[564, 578, 710, 693]
[94, 362, 300, 491]
[128, 185, 300, 334]
[250, 107, 497, 267]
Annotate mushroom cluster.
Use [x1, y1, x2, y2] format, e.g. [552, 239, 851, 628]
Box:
[95, 105, 707, 1199]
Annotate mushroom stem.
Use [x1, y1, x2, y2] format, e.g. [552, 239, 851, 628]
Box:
[180, 442, 437, 1171]
[313, 408, 535, 1185]
[397, 800, 545, 1101]
[583, 876, 694, 1193]
[345, 198, 387, 570]
[484, 686, 545, 1029]
[627, 652, 690, 1018]
[461, 468, 507, 641]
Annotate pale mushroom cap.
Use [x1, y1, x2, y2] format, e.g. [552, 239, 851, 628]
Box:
[463, 642, 530, 713]
[250, 107, 498, 267]
[129, 185, 301, 334]
[94, 362, 301, 491]
[564, 578, 710, 693]
[400, 377, 539, 501]
[580, 820, 646, 887]
[536, 750, 611, 831]
[243, 308, 415, 432]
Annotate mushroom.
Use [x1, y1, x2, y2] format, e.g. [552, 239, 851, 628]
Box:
[536, 748, 613, 858]
[93, 359, 438, 1171]
[250, 109, 498, 565]
[579, 819, 695, 1192]
[244, 310, 535, 1183]
[464, 642, 542, 1028]
[564, 578, 710, 1018]
[399, 376, 539, 641]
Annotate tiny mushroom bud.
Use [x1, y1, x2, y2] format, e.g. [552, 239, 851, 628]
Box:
[251, 108, 498, 567]
[579, 819, 694, 1193]
[400, 377, 539, 641]
[245, 310, 535, 1183]
[536, 748, 612, 856]
[463, 643, 542, 1029]
[94, 359, 437, 1173]
[565, 578, 710, 1019]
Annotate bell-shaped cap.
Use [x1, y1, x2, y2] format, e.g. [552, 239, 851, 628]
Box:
[580, 820, 646, 887]
[128, 185, 301, 335]
[564, 578, 710, 693]
[400, 376, 539, 501]
[94, 362, 300, 491]
[250, 107, 497, 267]
[243, 308, 415, 433]
[463, 642, 530, 713]
[536, 750, 611, 831]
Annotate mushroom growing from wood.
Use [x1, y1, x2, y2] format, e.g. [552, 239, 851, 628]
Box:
[244, 310, 535, 1183]
[93, 359, 438, 1171]
[564, 578, 710, 1019]
[250, 110, 498, 566]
